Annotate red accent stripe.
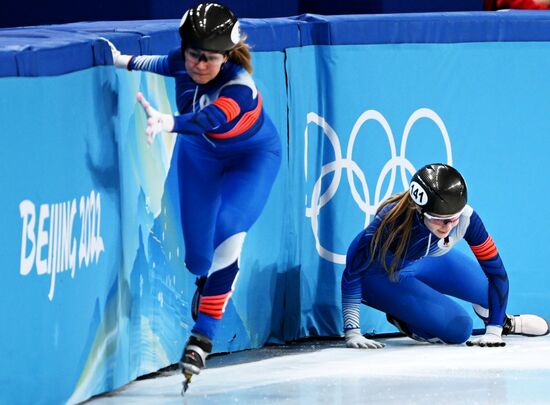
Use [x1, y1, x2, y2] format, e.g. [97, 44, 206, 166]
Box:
[207, 93, 262, 139]
[470, 235, 498, 261]
[199, 292, 233, 319]
[212, 96, 241, 122]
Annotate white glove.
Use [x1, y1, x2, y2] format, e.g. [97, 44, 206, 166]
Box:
[466, 325, 505, 347]
[99, 37, 132, 69]
[136, 92, 175, 145]
[345, 329, 385, 349]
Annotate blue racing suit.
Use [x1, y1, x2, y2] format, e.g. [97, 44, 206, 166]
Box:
[130, 49, 281, 339]
[341, 203, 509, 344]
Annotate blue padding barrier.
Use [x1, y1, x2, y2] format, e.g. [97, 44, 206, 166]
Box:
[57, 20, 183, 54]
[0, 48, 17, 76]
[298, 11, 550, 44]
[240, 17, 301, 51]
[3, 11, 550, 76]
[0, 28, 111, 76]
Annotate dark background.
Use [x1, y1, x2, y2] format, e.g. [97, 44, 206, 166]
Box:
[1, 0, 483, 28]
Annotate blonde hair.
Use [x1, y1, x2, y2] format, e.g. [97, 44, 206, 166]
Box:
[227, 39, 253, 74]
[369, 191, 417, 282]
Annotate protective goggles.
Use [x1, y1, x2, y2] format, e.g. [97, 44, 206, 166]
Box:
[422, 210, 462, 226]
[185, 48, 226, 64]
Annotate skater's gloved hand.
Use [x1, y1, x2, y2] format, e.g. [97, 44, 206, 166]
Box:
[136, 92, 175, 145]
[466, 325, 505, 347]
[345, 329, 385, 349]
[99, 37, 133, 69]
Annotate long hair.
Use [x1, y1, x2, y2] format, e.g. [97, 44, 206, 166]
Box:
[369, 191, 417, 282]
[227, 38, 253, 73]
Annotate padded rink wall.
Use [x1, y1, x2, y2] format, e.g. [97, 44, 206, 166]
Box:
[2, 10, 550, 404]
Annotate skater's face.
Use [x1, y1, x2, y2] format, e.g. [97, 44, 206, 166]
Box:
[422, 211, 461, 238]
[184, 48, 227, 84]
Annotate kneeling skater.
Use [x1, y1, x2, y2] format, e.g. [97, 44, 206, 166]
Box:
[342, 163, 549, 348]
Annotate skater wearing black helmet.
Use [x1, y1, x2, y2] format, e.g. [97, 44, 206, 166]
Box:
[341, 163, 549, 349]
[104, 2, 281, 393]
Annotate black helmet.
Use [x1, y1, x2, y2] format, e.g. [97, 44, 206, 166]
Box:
[179, 3, 240, 52]
[409, 163, 467, 215]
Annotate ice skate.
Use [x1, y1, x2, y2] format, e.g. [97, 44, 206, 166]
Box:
[386, 313, 442, 343]
[180, 333, 212, 395]
[503, 314, 550, 337]
[386, 313, 413, 337]
[387, 314, 425, 342]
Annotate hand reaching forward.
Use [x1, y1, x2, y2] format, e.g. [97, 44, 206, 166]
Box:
[136, 92, 175, 145]
[99, 37, 132, 69]
[345, 329, 385, 349]
[466, 325, 506, 347]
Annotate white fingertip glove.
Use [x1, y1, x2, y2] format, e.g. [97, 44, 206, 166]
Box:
[345, 329, 385, 349]
[136, 92, 175, 145]
[99, 37, 133, 69]
[466, 325, 505, 347]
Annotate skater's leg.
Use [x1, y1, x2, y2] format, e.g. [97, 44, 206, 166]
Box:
[177, 137, 222, 276]
[192, 258, 241, 339]
[412, 250, 488, 305]
[190, 144, 280, 339]
[182, 237, 244, 382]
[415, 252, 549, 337]
[362, 264, 473, 344]
[180, 124, 281, 386]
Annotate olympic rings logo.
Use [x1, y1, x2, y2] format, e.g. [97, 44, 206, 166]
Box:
[304, 108, 453, 264]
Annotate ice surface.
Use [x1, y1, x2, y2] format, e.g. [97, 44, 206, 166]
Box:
[86, 335, 550, 404]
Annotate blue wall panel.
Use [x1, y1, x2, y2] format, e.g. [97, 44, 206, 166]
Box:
[286, 42, 550, 335]
[0, 68, 123, 403]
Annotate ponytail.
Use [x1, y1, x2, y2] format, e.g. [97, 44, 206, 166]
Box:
[369, 192, 417, 282]
[227, 39, 253, 73]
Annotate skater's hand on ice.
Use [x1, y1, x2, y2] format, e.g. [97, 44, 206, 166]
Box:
[136, 92, 174, 145]
[466, 325, 505, 347]
[345, 329, 385, 349]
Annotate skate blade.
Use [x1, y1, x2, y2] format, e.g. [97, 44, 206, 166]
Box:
[181, 373, 193, 396]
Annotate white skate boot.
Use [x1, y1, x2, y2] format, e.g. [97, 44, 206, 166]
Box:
[503, 314, 549, 337]
[473, 305, 549, 337]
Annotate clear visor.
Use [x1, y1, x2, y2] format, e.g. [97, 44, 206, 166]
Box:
[185, 48, 226, 64]
[423, 210, 463, 226]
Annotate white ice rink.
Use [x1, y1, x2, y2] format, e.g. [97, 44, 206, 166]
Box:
[87, 335, 550, 405]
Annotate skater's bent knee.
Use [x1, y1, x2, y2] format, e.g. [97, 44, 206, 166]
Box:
[185, 259, 210, 277]
[441, 315, 473, 344]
